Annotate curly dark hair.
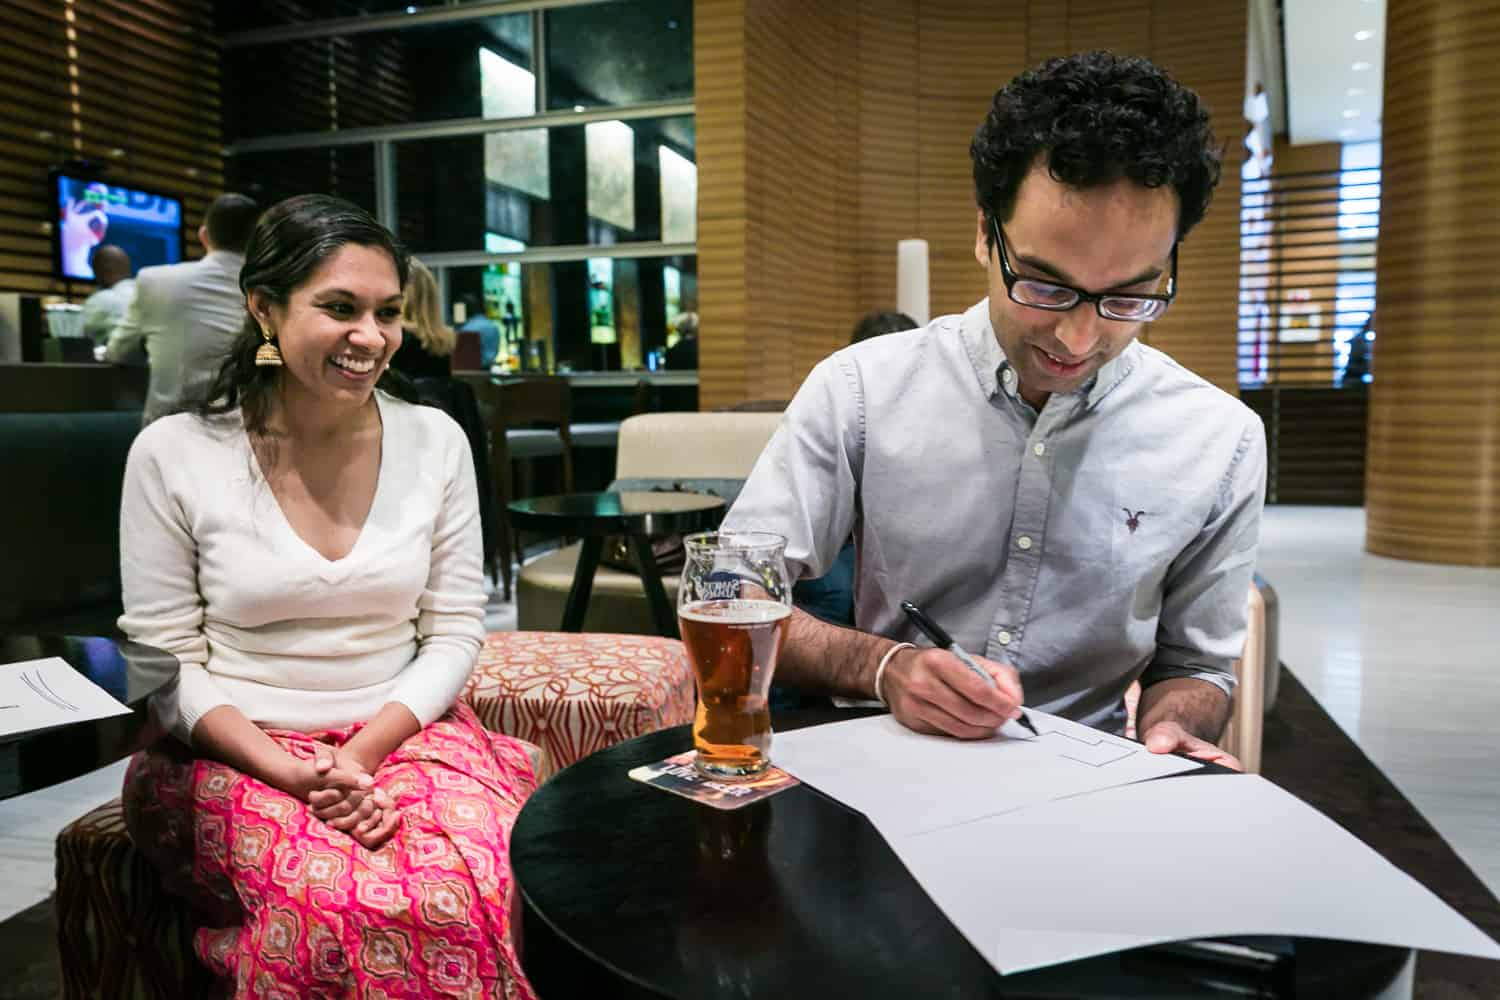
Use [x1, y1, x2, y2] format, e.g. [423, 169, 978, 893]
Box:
[971, 51, 1221, 244]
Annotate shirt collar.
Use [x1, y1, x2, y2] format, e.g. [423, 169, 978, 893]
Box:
[961, 297, 1139, 409]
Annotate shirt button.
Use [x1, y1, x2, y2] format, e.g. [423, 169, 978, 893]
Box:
[1033, 442, 1046, 457]
[1016, 535, 1033, 550]
[997, 631, 1013, 646]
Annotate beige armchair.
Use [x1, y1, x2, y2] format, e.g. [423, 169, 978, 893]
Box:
[516, 411, 782, 632]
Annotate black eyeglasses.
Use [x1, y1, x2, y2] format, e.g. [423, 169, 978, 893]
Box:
[989, 218, 1177, 323]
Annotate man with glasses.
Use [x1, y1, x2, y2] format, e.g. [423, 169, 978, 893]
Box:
[724, 52, 1265, 767]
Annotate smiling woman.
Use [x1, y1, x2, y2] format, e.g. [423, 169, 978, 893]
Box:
[114, 193, 540, 998]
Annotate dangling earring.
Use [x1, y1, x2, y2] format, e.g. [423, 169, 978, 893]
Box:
[255, 324, 283, 367]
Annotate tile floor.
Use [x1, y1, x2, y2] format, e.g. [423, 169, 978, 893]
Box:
[1, 509, 1496, 920]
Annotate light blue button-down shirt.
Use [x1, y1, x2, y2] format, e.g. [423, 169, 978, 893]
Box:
[723, 299, 1267, 733]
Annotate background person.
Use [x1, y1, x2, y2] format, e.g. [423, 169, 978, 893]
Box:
[105, 193, 260, 423]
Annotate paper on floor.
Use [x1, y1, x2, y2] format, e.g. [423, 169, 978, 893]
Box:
[772, 709, 1201, 837]
[890, 773, 1500, 974]
[0, 656, 130, 739]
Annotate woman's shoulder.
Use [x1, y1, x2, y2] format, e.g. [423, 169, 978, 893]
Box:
[132, 409, 240, 459]
[379, 389, 466, 451]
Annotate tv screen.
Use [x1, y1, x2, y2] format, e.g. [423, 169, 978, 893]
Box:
[53, 173, 184, 282]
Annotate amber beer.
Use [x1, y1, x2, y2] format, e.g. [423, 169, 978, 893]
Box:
[678, 598, 791, 778]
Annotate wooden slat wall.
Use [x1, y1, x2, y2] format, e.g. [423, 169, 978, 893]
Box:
[1366, 0, 1500, 567]
[696, 0, 1247, 409]
[0, 0, 222, 297]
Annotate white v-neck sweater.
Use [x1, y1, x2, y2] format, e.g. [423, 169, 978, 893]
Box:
[118, 391, 487, 742]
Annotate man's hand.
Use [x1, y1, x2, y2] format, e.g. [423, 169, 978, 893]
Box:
[884, 647, 1025, 739]
[1141, 720, 1243, 771]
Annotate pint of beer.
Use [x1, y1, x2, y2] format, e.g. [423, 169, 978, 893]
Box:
[678, 532, 792, 779]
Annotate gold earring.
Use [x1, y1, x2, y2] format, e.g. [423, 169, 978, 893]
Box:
[255, 325, 283, 367]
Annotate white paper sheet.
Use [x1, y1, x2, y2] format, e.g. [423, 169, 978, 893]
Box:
[889, 774, 1500, 974]
[772, 710, 1201, 837]
[0, 656, 130, 738]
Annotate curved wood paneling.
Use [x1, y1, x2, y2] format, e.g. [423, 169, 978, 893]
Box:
[1366, 0, 1500, 566]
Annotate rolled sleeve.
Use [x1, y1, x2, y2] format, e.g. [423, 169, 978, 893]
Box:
[720, 354, 864, 582]
[1142, 416, 1268, 696]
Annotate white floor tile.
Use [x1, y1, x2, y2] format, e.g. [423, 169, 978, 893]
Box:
[1258, 506, 1500, 899]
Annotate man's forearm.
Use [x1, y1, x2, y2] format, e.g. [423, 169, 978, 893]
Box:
[1136, 677, 1232, 744]
[775, 607, 904, 700]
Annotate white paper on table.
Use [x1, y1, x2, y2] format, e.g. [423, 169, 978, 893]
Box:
[889, 774, 1500, 975]
[0, 656, 130, 738]
[772, 710, 1200, 838]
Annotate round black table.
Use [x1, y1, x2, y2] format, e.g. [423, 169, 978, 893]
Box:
[508, 491, 727, 636]
[0, 633, 176, 800]
[512, 710, 1414, 999]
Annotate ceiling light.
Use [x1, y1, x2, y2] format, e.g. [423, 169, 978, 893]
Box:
[1340, 128, 1356, 139]
[1354, 29, 1374, 41]
[1352, 61, 1372, 71]
[1343, 109, 1362, 118]
[1347, 87, 1365, 97]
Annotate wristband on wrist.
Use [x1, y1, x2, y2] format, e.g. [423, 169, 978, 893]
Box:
[874, 642, 915, 706]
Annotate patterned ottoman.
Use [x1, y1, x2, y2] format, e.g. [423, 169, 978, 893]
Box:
[463, 631, 696, 772]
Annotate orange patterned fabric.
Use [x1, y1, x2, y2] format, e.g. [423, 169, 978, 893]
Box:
[463, 632, 695, 770]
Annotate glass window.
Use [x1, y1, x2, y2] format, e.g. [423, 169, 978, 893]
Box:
[224, 15, 533, 140]
[226, 146, 378, 217]
[394, 116, 694, 254]
[218, 2, 467, 34]
[545, 0, 693, 110]
[438, 255, 697, 373]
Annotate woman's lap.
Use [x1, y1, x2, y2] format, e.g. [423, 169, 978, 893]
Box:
[123, 703, 537, 999]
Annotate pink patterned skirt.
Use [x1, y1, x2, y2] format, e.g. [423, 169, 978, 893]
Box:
[122, 701, 538, 999]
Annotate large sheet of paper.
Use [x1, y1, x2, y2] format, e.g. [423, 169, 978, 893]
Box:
[0, 657, 130, 739]
[772, 709, 1201, 837]
[889, 774, 1500, 973]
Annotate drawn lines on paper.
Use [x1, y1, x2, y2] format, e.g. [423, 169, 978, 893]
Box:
[20, 669, 78, 713]
[1016, 726, 1141, 767]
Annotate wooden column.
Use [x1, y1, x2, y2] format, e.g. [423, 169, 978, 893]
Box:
[1365, 0, 1500, 566]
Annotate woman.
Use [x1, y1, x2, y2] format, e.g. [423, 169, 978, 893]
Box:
[390, 257, 455, 377]
[118, 194, 536, 998]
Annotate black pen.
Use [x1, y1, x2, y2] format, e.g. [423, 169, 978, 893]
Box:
[900, 600, 1039, 736]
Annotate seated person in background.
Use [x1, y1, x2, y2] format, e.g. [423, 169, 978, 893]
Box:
[664, 310, 700, 369]
[389, 258, 455, 377]
[81, 245, 135, 347]
[793, 309, 920, 628]
[457, 293, 502, 368]
[724, 52, 1264, 769]
[118, 194, 537, 998]
[106, 193, 260, 424]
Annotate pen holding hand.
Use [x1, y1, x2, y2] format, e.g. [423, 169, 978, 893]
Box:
[878, 601, 1036, 740]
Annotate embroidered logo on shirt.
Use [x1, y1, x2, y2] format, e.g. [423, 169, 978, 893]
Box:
[1122, 509, 1148, 534]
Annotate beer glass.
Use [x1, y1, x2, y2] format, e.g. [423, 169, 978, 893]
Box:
[678, 531, 792, 779]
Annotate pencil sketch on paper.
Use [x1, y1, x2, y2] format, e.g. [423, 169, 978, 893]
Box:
[1012, 724, 1141, 768]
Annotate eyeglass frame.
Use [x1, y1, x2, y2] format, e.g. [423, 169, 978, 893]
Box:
[988, 216, 1179, 322]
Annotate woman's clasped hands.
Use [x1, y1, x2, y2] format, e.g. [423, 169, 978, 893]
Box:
[293, 744, 402, 850]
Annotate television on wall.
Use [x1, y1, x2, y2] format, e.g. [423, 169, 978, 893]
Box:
[52, 172, 184, 282]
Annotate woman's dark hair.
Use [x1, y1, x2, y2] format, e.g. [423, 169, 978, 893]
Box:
[198, 194, 416, 436]
[850, 310, 918, 345]
[971, 51, 1221, 244]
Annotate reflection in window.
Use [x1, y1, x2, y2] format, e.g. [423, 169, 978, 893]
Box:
[588, 258, 617, 346]
[659, 145, 697, 243]
[481, 47, 549, 202]
[663, 264, 682, 342]
[586, 121, 636, 232]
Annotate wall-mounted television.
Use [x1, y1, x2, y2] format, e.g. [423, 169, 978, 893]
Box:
[52, 172, 184, 282]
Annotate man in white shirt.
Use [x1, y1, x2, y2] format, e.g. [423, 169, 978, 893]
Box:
[105, 193, 260, 423]
[724, 53, 1264, 768]
[80, 245, 136, 348]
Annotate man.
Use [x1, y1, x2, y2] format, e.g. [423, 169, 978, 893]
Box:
[664, 311, 699, 369]
[724, 52, 1264, 768]
[80, 245, 135, 347]
[106, 193, 259, 423]
[458, 294, 502, 369]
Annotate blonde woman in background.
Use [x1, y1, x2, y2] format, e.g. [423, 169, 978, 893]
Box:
[390, 257, 455, 377]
